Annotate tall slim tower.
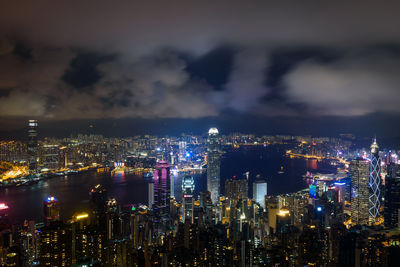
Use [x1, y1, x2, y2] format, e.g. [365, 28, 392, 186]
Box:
[207, 127, 220, 204]
[350, 158, 369, 225]
[182, 175, 195, 223]
[27, 119, 38, 173]
[153, 161, 171, 217]
[369, 138, 381, 225]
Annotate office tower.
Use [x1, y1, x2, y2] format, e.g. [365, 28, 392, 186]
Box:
[207, 127, 220, 204]
[153, 161, 171, 217]
[27, 119, 38, 173]
[266, 198, 279, 234]
[369, 138, 381, 225]
[39, 221, 72, 266]
[105, 198, 118, 241]
[199, 191, 213, 223]
[0, 203, 9, 228]
[58, 146, 67, 169]
[384, 163, 400, 228]
[178, 141, 187, 162]
[225, 178, 248, 204]
[333, 182, 346, 204]
[90, 184, 108, 228]
[71, 212, 91, 264]
[350, 158, 369, 225]
[43, 196, 60, 224]
[182, 175, 195, 223]
[148, 181, 154, 208]
[253, 179, 267, 209]
[41, 144, 59, 171]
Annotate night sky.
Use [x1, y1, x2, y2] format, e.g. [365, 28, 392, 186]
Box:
[1, 2, 400, 143]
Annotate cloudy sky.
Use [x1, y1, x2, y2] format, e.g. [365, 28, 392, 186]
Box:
[1, 1, 400, 139]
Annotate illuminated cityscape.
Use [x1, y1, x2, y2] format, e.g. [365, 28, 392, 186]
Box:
[0, 122, 399, 265]
[1, 2, 400, 266]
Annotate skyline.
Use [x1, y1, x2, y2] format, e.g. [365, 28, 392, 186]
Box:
[1, 2, 400, 139]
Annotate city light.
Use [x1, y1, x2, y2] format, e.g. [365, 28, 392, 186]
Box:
[278, 209, 290, 216]
[45, 196, 58, 202]
[75, 213, 89, 220]
[0, 203, 9, 210]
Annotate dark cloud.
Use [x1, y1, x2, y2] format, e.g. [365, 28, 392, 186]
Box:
[62, 52, 114, 89]
[0, 1, 400, 123]
[186, 46, 236, 90]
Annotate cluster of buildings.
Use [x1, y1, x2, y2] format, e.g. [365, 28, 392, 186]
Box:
[1, 124, 400, 265]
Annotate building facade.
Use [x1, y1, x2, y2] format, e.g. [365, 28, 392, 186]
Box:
[350, 158, 369, 225]
[253, 180, 267, 209]
[27, 119, 38, 173]
[384, 163, 400, 228]
[207, 128, 220, 204]
[368, 138, 381, 225]
[182, 175, 195, 223]
[153, 161, 171, 217]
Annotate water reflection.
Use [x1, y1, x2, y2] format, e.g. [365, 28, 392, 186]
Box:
[0, 146, 335, 224]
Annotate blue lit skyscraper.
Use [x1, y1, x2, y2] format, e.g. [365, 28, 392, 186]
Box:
[369, 138, 381, 225]
[207, 128, 220, 204]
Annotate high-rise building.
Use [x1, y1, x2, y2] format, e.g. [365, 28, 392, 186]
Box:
[148, 181, 154, 208]
[384, 163, 400, 228]
[43, 196, 60, 224]
[27, 119, 38, 173]
[0, 202, 10, 228]
[207, 128, 220, 204]
[182, 175, 195, 223]
[90, 184, 107, 228]
[350, 158, 369, 225]
[253, 179, 267, 209]
[41, 144, 59, 171]
[225, 178, 248, 204]
[153, 161, 171, 217]
[39, 221, 72, 266]
[368, 138, 381, 225]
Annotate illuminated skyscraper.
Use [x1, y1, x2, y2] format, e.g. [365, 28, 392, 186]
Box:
[384, 163, 400, 228]
[350, 158, 369, 225]
[148, 180, 154, 208]
[153, 161, 171, 216]
[225, 177, 248, 204]
[90, 184, 107, 228]
[368, 138, 381, 225]
[41, 144, 59, 171]
[27, 119, 38, 173]
[182, 175, 195, 223]
[43, 196, 60, 224]
[207, 127, 220, 204]
[39, 221, 72, 266]
[253, 179, 267, 209]
[0, 202, 9, 227]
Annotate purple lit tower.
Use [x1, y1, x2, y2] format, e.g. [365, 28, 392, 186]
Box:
[153, 161, 171, 217]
